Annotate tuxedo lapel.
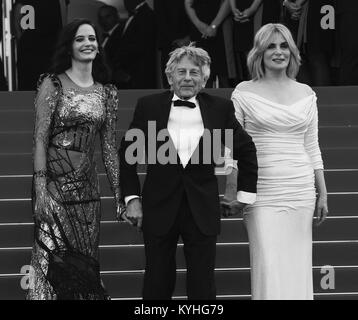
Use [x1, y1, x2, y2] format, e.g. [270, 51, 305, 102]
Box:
[197, 93, 213, 131]
[157, 91, 173, 131]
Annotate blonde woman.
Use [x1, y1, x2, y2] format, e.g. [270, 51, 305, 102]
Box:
[226, 23, 328, 299]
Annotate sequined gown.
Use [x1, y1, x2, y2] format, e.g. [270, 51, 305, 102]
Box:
[28, 73, 121, 300]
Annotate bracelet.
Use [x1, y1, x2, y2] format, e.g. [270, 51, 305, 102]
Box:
[34, 169, 47, 178]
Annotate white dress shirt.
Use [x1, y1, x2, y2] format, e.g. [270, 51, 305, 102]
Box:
[124, 93, 256, 205]
[168, 94, 204, 168]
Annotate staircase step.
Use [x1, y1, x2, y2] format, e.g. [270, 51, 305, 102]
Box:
[2, 266, 357, 300]
[1, 192, 357, 224]
[1, 217, 358, 248]
[0, 170, 357, 199]
[1, 126, 357, 154]
[2, 87, 357, 111]
[1, 241, 358, 275]
[0, 90, 163, 111]
[2, 104, 358, 132]
[1, 147, 357, 175]
[0, 109, 134, 132]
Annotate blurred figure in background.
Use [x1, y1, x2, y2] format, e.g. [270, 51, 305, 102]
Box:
[336, 0, 358, 85]
[154, 0, 191, 88]
[0, 4, 8, 91]
[229, 0, 282, 82]
[284, 0, 336, 86]
[185, 0, 231, 87]
[0, 59, 6, 90]
[97, 4, 124, 88]
[14, 0, 67, 90]
[112, 0, 156, 89]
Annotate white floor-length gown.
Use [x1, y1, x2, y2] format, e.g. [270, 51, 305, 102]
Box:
[231, 88, 324, 300]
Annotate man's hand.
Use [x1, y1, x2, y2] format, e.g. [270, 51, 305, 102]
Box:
[123, 198, 143, 230]
[220, 198, 246, 217]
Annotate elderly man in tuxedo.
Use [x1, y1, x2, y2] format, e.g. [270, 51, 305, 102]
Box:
[119, 44, 258, 300]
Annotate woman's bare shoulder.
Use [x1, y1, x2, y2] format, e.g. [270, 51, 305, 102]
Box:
[292, 80, 314, 95]
[235, 80, 257, 91]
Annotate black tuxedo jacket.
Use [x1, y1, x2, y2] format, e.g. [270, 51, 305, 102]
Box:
[113, 3, 156, 89]
[119, 91, 258, 236]
[103, 24, 124, 70]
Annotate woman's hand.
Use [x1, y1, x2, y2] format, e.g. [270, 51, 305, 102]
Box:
[314, 194, 328, 226]
[283, 0, 302, 20]
[115, 202, 127, 222]
[233, 8, 250, 23]
[34, 190, 56, 225]
[196, 21, 211, 38]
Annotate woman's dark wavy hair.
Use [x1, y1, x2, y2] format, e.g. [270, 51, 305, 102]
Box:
[50, 19, 110, 84]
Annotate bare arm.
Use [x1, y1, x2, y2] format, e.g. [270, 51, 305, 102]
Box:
[210, 0, 231, 28]
[241, 0, 263, 19]
[184, 0, 211, 37]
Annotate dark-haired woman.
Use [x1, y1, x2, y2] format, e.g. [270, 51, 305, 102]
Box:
[27, 19, 124, 300]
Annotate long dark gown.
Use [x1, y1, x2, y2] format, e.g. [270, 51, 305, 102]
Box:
[189, 0, 228, 79]
[27, 73, 121, 300]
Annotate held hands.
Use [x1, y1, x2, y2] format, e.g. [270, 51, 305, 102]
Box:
[314, 194, 329, 226]
[117, 198, 143, 231]
[196, 21, 216, 39]
[220, 197, 246, 217]
[232, 7, 252, 23]
[283, 0, 302, 20]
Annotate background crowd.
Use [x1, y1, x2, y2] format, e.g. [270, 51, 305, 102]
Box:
[1, 0, 358, 91]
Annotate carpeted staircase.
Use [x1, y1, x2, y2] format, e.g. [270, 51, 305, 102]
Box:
[0, 87, 357, 299]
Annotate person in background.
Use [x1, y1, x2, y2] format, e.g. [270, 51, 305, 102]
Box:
[112, 0, 156, 89]
[154, 0, 191, 88]
[185, 0, 231, 87]
[0, 5, 7, 91]
[0, 58, 7, 91]
[229, 0, 282, 82]
[336, 0, 358, 85]
[284, 0, 336, 86]
[97, 4, 125, 88]
[13, 0, 67, 90]
[226, 23, 328, 299]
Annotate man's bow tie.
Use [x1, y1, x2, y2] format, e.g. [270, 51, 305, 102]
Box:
[173, 100, 196, 108]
